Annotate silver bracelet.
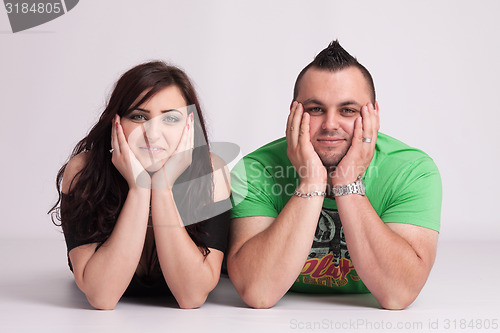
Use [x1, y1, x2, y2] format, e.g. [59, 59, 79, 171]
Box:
[293, 190, 326, 198]
[332, 176, 366, 197]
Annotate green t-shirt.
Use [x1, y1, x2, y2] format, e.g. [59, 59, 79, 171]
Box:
[230, 133, 442, 294]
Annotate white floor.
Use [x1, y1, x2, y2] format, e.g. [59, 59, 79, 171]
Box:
[1, 239, 499, 333]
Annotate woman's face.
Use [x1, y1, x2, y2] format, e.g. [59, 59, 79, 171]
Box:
[120, 85, 189, 172]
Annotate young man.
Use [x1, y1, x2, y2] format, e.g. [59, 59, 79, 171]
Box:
[228, 40, 442, 310]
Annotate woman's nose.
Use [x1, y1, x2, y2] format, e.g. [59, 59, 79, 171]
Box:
[143, 117, 162, 142]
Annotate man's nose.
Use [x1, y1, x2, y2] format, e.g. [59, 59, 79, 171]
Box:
[321, 110, 340, 130]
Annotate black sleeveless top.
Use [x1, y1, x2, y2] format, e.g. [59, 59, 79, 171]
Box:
[61, 195, 231, 295]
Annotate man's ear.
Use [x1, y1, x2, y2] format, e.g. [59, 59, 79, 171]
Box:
[375, 101, 380, 113]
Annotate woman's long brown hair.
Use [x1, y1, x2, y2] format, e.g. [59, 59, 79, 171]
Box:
[49, 61, 213, 256]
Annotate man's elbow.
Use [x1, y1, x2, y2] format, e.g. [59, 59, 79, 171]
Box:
[377, 290, 419, 310]
[240, 289, 279, 309]
[231, 279, 282, 309]
[227, 254, 283, 309]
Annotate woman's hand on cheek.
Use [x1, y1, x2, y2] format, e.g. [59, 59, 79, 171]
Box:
[152, 113, 194, 190]
[111, 115, 151, 189]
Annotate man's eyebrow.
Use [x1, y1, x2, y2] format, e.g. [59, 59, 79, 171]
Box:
[302, 99, 325, 105]
[338, 100, 362, 108]
[301, 99, 363, 108]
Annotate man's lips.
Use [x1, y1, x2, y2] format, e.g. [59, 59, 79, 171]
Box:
[316, 137, 345, 146]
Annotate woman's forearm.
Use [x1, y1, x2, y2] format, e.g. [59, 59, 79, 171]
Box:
[72, 188, 150, 309]
[151, 188, 222, 309]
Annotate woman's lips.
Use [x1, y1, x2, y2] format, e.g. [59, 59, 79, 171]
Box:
[140, 146, 166, 154]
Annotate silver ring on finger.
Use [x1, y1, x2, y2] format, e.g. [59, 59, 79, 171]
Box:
[362, 137, 372, 143]
[109, 148, 114, 153]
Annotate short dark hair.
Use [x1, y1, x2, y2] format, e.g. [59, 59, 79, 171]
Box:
[293, 40, 376, 103]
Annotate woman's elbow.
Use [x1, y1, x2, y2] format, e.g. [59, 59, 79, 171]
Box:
[86, 293, 120, 310]
[176, 275, 221, 309]
[176, 294, 208, 309]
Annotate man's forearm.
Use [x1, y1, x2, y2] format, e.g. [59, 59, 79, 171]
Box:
[336, 194, 436, 309]
[228, 186, 324, 308]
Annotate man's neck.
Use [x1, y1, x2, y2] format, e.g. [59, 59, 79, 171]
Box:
[325, 166, 336, 199]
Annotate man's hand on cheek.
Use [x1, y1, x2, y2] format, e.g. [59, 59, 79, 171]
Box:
[286, 101, 327, 189]
[330, 103, 379, 186]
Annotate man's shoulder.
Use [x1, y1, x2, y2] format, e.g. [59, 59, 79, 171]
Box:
[371, 132, 439, 179]
[243, 137, 289, 166]
[375, 133, 433, 162]
[231, 137, 294, 189]
[230, 137, 291, 218]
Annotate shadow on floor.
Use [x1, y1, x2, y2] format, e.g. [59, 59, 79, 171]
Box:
[1, 272, 93, 309]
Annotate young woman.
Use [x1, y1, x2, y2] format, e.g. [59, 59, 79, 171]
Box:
[49, 61, 231, 310]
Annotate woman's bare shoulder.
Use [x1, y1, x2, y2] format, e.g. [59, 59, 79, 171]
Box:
[210, 153, 231, 202]
[62, 152, 90, 194]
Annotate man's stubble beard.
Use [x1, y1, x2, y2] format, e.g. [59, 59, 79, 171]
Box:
[312, 129, 352, 169]
[314, 145, 350, 198]
[318, 152, 346, 173]
[314, 141, 351, 169]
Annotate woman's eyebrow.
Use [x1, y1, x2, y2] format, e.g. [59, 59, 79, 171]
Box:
[161, 109, 182, 113]
[134, 108, 182, 113]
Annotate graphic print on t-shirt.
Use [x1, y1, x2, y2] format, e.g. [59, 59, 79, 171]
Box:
[297, 208, 361, 288]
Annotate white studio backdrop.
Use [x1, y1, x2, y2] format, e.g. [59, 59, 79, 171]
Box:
[0, 0, 499, 241]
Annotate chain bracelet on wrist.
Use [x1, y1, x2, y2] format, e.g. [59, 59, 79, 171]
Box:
[293, 190, 326, 198]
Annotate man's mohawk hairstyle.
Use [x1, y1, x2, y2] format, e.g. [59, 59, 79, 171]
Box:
[293, 39, 376, 102]
[313, 39, 357, 69]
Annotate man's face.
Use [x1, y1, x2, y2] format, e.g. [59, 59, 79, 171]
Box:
[295, 67, 374, 167]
